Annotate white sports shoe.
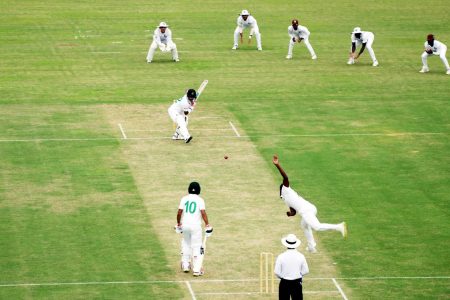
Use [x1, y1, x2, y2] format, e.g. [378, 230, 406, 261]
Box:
[174, 58, 180, 62]
[146, 60, 152, 63]
[193, 268, 204, 276]
[419, 67, 429, 73]
[347, 59, 354, 65]
[181, 262, 190, 273]
[232, 45, 237, 50]
[257, 47, 262, 51]
[312, 55, 317, 60]
[286, 55, 292, 59]
[372, 61, 379, 67]
[339, 222, 348, 238]
[446, 69, 450, 75]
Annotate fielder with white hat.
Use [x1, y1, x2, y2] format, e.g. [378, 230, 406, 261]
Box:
[273, 155, 347, 253]
[348, 27, 378, 66]
[146, 21, 179, 63]
[232, 10, 262, 51]
[275, 234, 309, 300]
[175, 182, 213, 276]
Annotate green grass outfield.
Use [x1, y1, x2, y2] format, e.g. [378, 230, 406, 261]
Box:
[1, 0, 449, 299]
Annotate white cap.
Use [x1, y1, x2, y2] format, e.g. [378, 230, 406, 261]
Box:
[241, 9, 249, 16]
[159, 22, 168, 28]
[352, 27, 362, 33]
[281, 234, 301, 249]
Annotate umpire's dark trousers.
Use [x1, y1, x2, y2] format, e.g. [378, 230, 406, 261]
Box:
[279, 278, 303, 300]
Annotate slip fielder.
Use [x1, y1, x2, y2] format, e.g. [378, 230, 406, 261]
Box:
[232, 10, 262, 51]
[348, 27, 378, 66]
[420, 34, 450, 75]
[286, 19, 317, 60]
[146, 22, 179, 63]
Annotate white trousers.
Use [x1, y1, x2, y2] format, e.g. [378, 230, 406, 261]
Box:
[352, 39, 377, 63]
[421, 46, 449, 70]
[146, 41, 178, 62]
[181, 224, 203, 273]
[300, 207, 342, 249]
[288, 36, 316, 57]
[234, 26, 261, 49]
[168, 107, 190, 140]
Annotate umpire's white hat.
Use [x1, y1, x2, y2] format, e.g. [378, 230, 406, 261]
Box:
[281, 234, 301, 249]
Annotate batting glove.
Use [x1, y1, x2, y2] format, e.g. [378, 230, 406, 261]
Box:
[174, 224, 183, 234]
[205, 225, 213, 237]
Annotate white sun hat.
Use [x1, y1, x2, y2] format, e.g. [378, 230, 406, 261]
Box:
[352, 27, 362, 33]
[159, 22, 168, 28]
[281, 234, 301, 249]
[241, 9, 249, 15]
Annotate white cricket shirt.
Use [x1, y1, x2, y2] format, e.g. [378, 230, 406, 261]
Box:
[153, 27, 173, 45]
[274, 249, 309, 280]
[178, 194, 205, 226]
[424, 40, 447, 54]
[237, 15, 258, 29]
[288, 25, 310, 39]
[351, 31, 374, 44]
[281, 185, 316, 215]
[169, 95, 196, 115]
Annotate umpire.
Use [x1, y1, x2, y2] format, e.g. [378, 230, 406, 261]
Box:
[274, 234, 309, 300]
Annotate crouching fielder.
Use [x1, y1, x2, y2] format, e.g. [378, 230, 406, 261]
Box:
[420, 34, 450, 75]
[168, 88, 197, 143]
[273, 155, 347, 253]
[146, 22, 179, 63]
[348, 27, 378, 66]
[175, 182, 213, 276]
[286, 19, 317, 60]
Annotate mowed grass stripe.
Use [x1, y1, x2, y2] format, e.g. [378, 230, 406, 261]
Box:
[0, 106, 183, 299]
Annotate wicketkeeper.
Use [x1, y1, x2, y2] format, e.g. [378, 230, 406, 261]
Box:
[146, 22, 179, 63]
[175, 182, 213, 276]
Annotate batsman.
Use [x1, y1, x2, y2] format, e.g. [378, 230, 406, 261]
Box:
[175, 182, 213, 276]
[168, 80, 208, 144]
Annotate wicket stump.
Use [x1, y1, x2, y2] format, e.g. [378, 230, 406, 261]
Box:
[260, 252, 275, 293]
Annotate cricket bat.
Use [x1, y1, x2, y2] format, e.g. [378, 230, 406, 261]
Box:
[196, 79, 208, 101]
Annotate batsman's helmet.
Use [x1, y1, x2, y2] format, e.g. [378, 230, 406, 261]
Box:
[187, 89, 197, 99]
[188, 182, 201, 195]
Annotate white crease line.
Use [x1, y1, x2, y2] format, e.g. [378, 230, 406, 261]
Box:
[118, 123, 127, 139]
[126, 128, 231, 132]
[1, 276, 449, 287]
[185, 281, 197, 300]
[332, 278, 349, 300]
[112, 41, 122, 44]
[0, 132, 446, 143]
[229, 121, 241, 137]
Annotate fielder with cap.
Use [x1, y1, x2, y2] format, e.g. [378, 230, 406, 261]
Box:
[275, 234, 309, 300]
[286, 19, 317, 60]
[420, 34, 450, 75]
[232, 10, 262, 51]
[175, 182, 213, 276]
[146, 22, 179, 63]
[168, 88, 198, 143]
[348, 27, 378, 66]
[273, 155, 347, 253]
